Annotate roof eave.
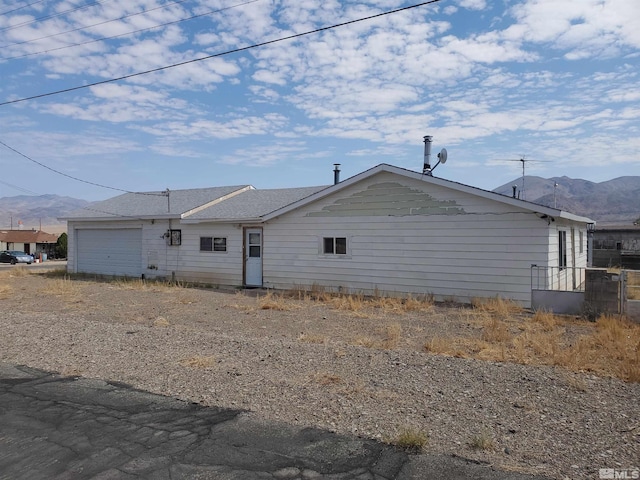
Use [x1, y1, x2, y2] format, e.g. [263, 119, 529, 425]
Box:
[62, 214, 181, 222]
[181, 217, 264, 224]
[262, 164, 597, 224]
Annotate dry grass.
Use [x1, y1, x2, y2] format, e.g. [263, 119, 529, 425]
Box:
[379, 323, 402, 349]
[6, 266, 30, 277]
[258, 291, 296, 311]
[0, 283, 12, 298]
[282, 286, 433, 316]
[472, 296, 523, 317]
[298, 333, 327, 344]
[351, 323, 402, 350]
[531, 309, 557, 331]
[153, 316, 170, 327]
[470, 429, 496, 451]
[422, 307, 640, 383]
[481, 316, 512, 343]
[390, 427, 428, 452]
[313, 372, 343, 385]
[180, 355, 217, 369]
[42, 277, 81, 297]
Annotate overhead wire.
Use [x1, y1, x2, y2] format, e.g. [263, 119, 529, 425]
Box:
[1, 0, 190, 49]
[0, 0, 47, 16]
[0, 0, 262, 60]
[0, 0, 116, 33]
[0, 0, 442, 200]
[0, 139, 165, 196]
[0, 0, 442, 107]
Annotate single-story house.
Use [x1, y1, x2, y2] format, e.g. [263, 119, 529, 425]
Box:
[592, 224, 640, 269]
[62, 164, 594, 307]
[0, 229, 59, 259]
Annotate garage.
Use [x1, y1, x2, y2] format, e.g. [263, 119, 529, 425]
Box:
[76, 228, 142, 277]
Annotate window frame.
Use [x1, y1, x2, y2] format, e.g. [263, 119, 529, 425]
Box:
[558, 230, 567, 269]
[579, 231, 583, 254]
[321, 236, 348, 256]
[169, 229, 181, 246]
[200, 236, 228, 253]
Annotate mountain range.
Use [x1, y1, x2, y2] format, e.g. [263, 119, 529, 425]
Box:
[0, 195, 88, 233]
[493, 176, 640, 225]
[1, 175, 639, 232]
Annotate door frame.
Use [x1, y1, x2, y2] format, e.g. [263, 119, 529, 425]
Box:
[243, 226, 263, 287]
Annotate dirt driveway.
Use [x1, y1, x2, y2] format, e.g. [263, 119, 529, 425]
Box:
[1, 269, 639, 480]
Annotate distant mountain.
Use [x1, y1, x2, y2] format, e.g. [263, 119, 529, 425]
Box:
[493, 176, 640, 225]
[2, 177, 638, 231]
[0, 194, 89, 231]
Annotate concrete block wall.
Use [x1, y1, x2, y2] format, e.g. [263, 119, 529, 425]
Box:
[584, 268, 620, 318]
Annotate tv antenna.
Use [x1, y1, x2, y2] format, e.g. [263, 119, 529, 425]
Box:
[493, 156, 550, 200]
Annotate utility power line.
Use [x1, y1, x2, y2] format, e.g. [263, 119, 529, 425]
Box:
[0, 139, 164, 196]
[1, 0, 191, 49]
[0, 0, 442, 107]
[0, 0, 261, 60]
[0, 0, 115, 32]
[0, 0, 47, 16]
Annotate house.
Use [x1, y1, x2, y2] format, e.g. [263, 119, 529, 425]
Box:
[62, 164, 594, 307]
[0, 229, 59, 259]
[592, 224, 640, 269]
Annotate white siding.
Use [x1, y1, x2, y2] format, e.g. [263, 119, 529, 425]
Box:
[262, 172, 555, 305]
[68, 220, 245, 286]
[170, 224, 244, 285]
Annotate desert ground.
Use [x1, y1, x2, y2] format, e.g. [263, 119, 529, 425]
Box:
[1, 267, 638, 480]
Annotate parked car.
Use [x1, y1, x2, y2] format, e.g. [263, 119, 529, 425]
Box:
[0, 250, 33, 265]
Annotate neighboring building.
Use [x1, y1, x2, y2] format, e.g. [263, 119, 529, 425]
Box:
[0, 229, 59, 259]
[62, 164, 593, 307]
[592, 224, 640, 269]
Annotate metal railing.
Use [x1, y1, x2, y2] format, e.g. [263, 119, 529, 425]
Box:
[531, 265, 586, 292]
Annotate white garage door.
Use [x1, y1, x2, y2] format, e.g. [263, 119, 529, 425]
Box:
[76, 228, 142, 277]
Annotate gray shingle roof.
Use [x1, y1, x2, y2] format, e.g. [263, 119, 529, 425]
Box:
[64, 186, 250, 219]
[186, 186, 329, 220]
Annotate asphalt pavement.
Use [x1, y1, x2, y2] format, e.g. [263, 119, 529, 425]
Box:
[0, 363, 551, 480]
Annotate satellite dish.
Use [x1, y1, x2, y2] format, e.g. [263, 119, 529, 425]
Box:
[438, 148, 447, 164]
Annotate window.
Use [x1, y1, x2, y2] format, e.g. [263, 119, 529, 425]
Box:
[169, 229, 181, 246]
[323, 237, 347, 255]
[579, 231, 583, 254]
[213, 237, 227, 252]
[558, 231, 567, 269]
[200, 236, 227, 252]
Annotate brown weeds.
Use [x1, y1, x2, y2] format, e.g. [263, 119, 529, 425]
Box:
[180, 355, 217, 369]
[258, 291, 295, 311]
[0, 283, 12, 299]
[298, 333, 327, 344]
[424, 308, 640, 383]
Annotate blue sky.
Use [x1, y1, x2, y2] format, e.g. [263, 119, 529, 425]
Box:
[0, 0, 638, 201]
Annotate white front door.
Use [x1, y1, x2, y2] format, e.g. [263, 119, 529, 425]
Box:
[244, 228, 262, 286]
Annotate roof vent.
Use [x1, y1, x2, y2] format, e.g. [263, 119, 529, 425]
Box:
[423, 136, 448, 175]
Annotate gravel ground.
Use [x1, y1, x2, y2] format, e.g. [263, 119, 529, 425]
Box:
[1, 272, 639, 480]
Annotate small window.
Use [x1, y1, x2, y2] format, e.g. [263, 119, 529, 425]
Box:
[579, 231, 583, 254]
[200, 237, 213, 251]
[201, 236, 227, 252]
[616, 242, 622, 251]
[213, 237, 227, 252]
[169, 229, 181, 246]
[559, 231, 567, 269]
[323, 237, 347, 255]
